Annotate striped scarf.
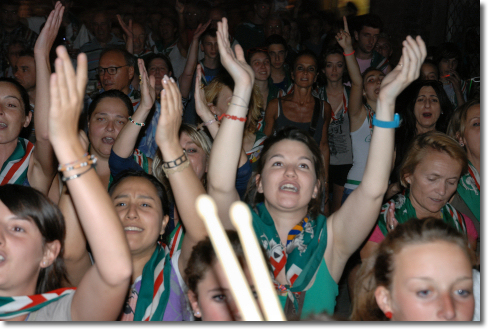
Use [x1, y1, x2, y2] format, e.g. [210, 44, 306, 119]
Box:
[378, 190, 467, 237]
[133, 243, 172, 321]
[0, 138, 34, 186]
[167, 222, 184, 258]
[0, 288, 75, 320]
[253, 203, 328, 312]
[457, 161, 480, 222]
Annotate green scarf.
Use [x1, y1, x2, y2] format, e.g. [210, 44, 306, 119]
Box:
[0, 138, 34, 186]
[133, 243, 173, 321]
[250, 203, 328, 312]
[457, 161, 480, 222]
[378, 190, 467, 237]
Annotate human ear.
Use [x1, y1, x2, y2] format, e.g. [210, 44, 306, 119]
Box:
[312, 182, 320, 199]
[354, 31, 359, 41]
[256, 174, 263, 193]
[187, 290, 202, 318]
[404, 173, 412, 185]
[40, 240, 61, 268]
[23, 110, 33, 128]
[128, 66, 135, 80]
[160, 214, 170, 235]
[374, 286, 393, 317]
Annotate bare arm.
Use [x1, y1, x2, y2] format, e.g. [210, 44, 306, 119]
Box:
[27, 3, 64, 195]
[320, 101, 332, 215]
[175, 0, 189, 57]
[153, 76, 207, 277]
[112, 59, 156, 158]
[336, 16, 363, 126]
[194, 64, 219, 138]
[117, 15, 133, 54]
[327, 36, 427, 271]
[207, 18, 255, 229]
[178, 21, 211, 98]
[263, 98, 278, 137]
[48, 46, 132, 321]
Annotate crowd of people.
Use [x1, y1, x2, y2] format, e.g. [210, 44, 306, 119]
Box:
[0, 0, 480, 322]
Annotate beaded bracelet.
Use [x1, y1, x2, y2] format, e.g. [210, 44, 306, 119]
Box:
[343, 50, 355, 56]
[203, 118, 218, 126]
[58, 153, 96, 172]
[218, 113, 247, 122]
[129, 116, 146, 127]
[162, 151, 188, 169]
[162, 158, 190, 176]
[61, 163, 97, 182]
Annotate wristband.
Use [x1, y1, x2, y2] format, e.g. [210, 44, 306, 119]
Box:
[372, 113, 400, 128]
[218, 113, 247, 122]
[343, 50, 355, 56]
[128, 116, 145, 127]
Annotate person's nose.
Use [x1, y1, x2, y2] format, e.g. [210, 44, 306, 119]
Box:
[125, 203, 139, 221]
[436, 181, 447, 196]
[437, 292, 456, 320]
[105, 120, 115, 132]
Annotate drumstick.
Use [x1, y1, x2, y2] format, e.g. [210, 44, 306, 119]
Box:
[230, 201, 286, 321]
[196, 195, 263, 321]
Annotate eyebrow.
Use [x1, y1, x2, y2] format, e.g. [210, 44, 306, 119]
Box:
[4, 95, 21, 102]
[269, 154, 312, 162]
[408, 276, 472, 283]
[113, 194, 155, 201]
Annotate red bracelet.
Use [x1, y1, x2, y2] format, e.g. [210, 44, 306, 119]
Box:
[218, 113, 247, 122]
[343, 50, 355, 56]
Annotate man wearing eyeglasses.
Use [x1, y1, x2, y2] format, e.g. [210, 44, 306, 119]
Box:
[79, 11, 125, 82]
[0, 0, 38, 77]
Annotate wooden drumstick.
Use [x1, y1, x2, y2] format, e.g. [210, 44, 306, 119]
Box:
[196, 195, 263, 321]
[230, 201, 286, 321]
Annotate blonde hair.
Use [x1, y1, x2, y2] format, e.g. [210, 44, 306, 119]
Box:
[399, 131, 468, 188]
[351, 218, 475, 321]
[204, 74, 263, 136]
[447, 98, 480, 147]
[152, 124, 212, 190]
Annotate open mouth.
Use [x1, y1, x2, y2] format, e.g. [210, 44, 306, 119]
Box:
[0, 122, 7, 128]
[125, 226, 143, 232]
[422, 113, 433, 118]
[0, 255, 4, 262]
[280, 183, 298, 192]
[102, 137, 115, 144]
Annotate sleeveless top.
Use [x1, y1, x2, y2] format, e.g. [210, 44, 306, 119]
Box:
[344, 106, 373, 190]
[273, 97, 325, 145]
[314, 86, 353, 165]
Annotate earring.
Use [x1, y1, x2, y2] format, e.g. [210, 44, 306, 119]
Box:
[159, 234, 163, 241]
[385, 311, 392, 319]
[441, 111, 444, 115]
[194, 311, 200, 316]
[460, 142, 464, 147]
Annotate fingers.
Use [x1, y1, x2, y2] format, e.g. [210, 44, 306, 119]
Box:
[343, 16, 349, 32]
[138, 58, 147, 81]
[149, 75, 156, 89]
[54, 55, 68, 110]
[234, 44, 245, 63]
[75, 52, 88, 97]
[56, 46, 77, 100]
[49, 73, 60, 117]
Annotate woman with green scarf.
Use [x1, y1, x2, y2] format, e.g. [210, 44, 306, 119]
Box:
[207, 18, 427, 319]
[361, 131, 478, 261]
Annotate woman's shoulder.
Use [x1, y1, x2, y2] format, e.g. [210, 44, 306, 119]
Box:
[26, 291, 75, 321]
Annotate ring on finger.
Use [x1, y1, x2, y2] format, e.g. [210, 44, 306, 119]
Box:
[389, 224, 394, 230]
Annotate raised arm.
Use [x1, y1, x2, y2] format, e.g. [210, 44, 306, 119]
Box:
[175, 0, 189, 57]
[207, 18, 254, 228]
[194, 64, 219, 138]
[328, 36, 427, 270]
[48, 46, 132, 321]
[320, 101, 332, 215]
[263, 98, 278, 137]
[27, 2, 64, 195]
[112, 59, 156, 158]
[154, 76, 206, 277]
[178, 21, 211, 98]
[117, 15, 133, 54]
[336, 16, 363, 124]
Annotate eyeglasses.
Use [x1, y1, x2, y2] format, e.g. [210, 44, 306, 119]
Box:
[97, 65, 129, 76]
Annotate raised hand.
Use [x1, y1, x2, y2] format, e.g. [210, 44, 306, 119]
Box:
[35, 1, 64, 55]
[379, 35, 426, 104]
[48, 46, 87, 144]
[385, 203, 398, 233]
[155, 76, 183, 150]
[193, 20, 212, 41]
[216, 18, 254, 91]
[335, 16, 353, 53]
[116, 14, 133, 40]
[194, 64, 216, 122]
[137, 58, 156, 111]
[446, 70, 462, 90]
[175, 0, 185, 15]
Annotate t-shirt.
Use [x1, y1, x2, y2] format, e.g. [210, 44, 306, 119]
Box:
[26, 291, 74, 321]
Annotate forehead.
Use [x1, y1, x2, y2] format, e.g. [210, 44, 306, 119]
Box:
[93, 97, 129, 116]
[16, 56, 35, 66]
[149, 58, 168, 68]
[266, 139, 314, 161]
[251, 52, 269, 62]
[0, 81, 22, 99]
[132, 24, 145, 34]
[326, 53, 344, 62]
[100, 51, 126, 66]
[203, 35, 217, 43]
[364, 70, 384, 80]
[414, 150, 461, 174]
[417, 86, 437, 96]
[93, 13, 109, 23]
[422, 63, 437, 72]
[112, 176, 160, 200]
[360, 26, 380, 35]
[376, 37, 390, 46]
[466, 104, 480, 118]
[295, 55, 317, 67]
[268, 44, 285, 52]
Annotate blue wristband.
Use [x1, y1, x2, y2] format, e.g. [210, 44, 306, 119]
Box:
[372, 113, 400, 128]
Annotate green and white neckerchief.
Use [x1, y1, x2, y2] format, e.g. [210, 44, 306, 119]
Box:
[0, 138, 34, 186]
[253, 203, 328, 312]
[0, 288, 75, 320]
[378, 190, 467, 237]
[457, 161, 480, 222]
[133, 242, 172, 321]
